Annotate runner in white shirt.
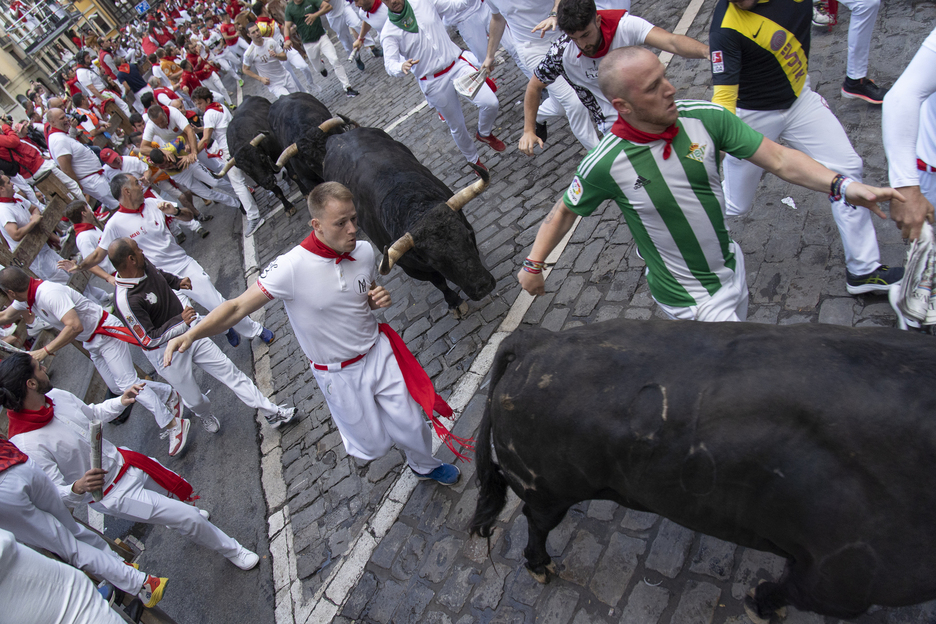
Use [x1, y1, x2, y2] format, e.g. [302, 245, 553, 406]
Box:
[202, 23, 242, 76]
[2, 360, 261, 575]
[73, 50, 132, 119]
[243, 24, 302, 98]
[141, 105, 240, 209]
[61, 175, 272, 348]
[45, 109, 120, 211]
[0, 270, 183, 449]
[352, 0, 388, 32]
[481, 0, 600, 152]
[164, 182, 463, 486]
[252, 6, 319, 91]
[65, 201, 116, 279]
[0, 180, 69, 286]
[882, 25, 936, 240]
[192, 87, 264, 236]
[381, 0, 504, 167]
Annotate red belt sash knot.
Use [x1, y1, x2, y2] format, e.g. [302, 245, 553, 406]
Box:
[91, 311, 140, 345]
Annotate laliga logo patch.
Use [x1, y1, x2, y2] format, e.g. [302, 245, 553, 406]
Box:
[567, 175, 583, 206]
[354, 275, 369, 296]
[686, 142, 706, 163]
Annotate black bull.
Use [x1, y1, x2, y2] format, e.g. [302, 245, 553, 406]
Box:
[322, 127, 495, 312]
[470, 318, 936, 620]
[222, 96, 295, 215]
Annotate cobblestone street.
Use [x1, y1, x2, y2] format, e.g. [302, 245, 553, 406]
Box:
[233, 2, 936, 623]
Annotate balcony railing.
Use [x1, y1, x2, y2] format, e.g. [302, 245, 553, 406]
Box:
[1, 1, 81, 54]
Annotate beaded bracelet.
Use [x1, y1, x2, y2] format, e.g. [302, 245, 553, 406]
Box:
[830, 174, 856, 207]
[522, 258, 547, 274]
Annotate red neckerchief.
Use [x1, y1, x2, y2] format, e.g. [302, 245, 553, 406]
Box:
[164, 54, 178, 62]
[367, 0, 382, 16]
[300, 232, 356, 263]
[47, 125, 68, 137]
[579, 10, 627, 59]
[0, 196, 21, 204]
[0, 439, 28, 473]
[206, 102, 225, 113]
[256, 16, 273, 23]
[610, 115, 680, 160]
[377, 324, 473, 461]
[73, 222, 96, 235]
[118, 200, 145, 215]
[26, 277, 42, 312]
[6, 397, 55, 438]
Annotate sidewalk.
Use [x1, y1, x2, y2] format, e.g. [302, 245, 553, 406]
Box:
[238, 2, 936, 622]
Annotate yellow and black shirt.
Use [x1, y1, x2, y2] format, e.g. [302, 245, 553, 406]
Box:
[709, 0, 812, 113]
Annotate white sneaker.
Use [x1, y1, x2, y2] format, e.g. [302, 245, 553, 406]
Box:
[198, 508, 210, 520]
[812, 6, 833, 25]
[245, 217, 265, 237]
[197, 413, 220, 433]
[264, 405, 297, 429]
[165, 418, 190, 456]
[227, 545, 260, 570]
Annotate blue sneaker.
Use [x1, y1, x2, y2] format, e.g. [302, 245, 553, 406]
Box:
[226, 328, 241, 347]
[413, 463, 460, 486]
[260, 327, 275, 344]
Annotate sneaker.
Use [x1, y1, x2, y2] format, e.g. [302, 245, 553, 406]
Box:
[841, 76, 888, 104]
[112, 402, 133, 425]
[175, 232, 186, 245]
[473, 158, 488, 176]
[371, 46, 383, 57]
[228, 545, 260, 571]
[475, 131, 506, 152]
[259, 327, 275, 344]
[535, 121, 548, 143]
[846, 265, 904, 295]
[320, 68, 328, 77]
[167, 390, 182, 421]
[197, 413, 220, 433]
[238, 79, 245, 87]
[166, 418, 190, 456]
[198, 508, 210, 520]
[413, 463, 460, 486]
[265, 405, 297, 429]
[355, 55, 365, 71]
[245, 216, 265, 237]
[226, 328, 241, 348]
[198, 227, 210, 239]
[812, 5, 833, 25]
[137, 575, 168, 608]
[196, 213, 214, 222]
[345, 87, 359, 98]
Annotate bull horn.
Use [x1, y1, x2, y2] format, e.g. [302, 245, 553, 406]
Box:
[446, 163, 491, 212]
[379, 232, 415, 275]
[249, 132, 268, 147]
[318, 116, 345, 134]
[212, 158, 236, 179]
[276, 143, 299, 168]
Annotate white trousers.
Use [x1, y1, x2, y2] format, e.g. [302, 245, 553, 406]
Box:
[921, 170, 936, 204]
[132, 86, 155, 114]
[0, 528, 125, 624]
[223, 145, 260, 222]
[656, 242, 749, 322]
[286, 48, 319, 91]
[323, 11, 362, 55]
[167, 256, 263, 338]
[838, 0, 880, 80]
[92, 465, 240, 559]
[420, 55, 499, 163]
[723, 84, 880, 275]
[268, 71, 303, 98]
[515, 38, 599, 151]
[145, 334, 277, 418]
[85, 318, 176, 427]
[80, 171, 121, 211]
[201, 71, 233, 105]
[13, 160, 83, 204]
[313, 333, 442, 474]
[171, 161, 239, 208]
[0, 460, 145, 594]
[303, 36, 351, 90]
[451, 14, 492, 71]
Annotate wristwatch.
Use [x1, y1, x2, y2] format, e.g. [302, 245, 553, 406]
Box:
[548, 11, 557, 16]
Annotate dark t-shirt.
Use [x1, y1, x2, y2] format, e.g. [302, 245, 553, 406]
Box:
[284, 0, 327, 44]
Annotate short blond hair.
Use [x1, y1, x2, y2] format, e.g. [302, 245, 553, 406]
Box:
[308, 182, 354, 220]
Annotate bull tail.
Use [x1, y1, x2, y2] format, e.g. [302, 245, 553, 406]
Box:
[468, 342, 515, 539]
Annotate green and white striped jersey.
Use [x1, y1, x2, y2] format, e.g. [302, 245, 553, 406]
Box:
[563, 100, 763, 308]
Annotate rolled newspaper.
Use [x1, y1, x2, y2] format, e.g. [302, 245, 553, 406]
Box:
[454, 68, 490, 99]
[90, 420, 103, 502]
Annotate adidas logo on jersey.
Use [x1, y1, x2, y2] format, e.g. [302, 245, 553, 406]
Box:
[634, 175, 651, 190]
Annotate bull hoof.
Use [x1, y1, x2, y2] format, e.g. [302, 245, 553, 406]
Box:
[526, 561, 557, 584]
[452, 301, 470, 319]
[743, 587, 786, 624]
